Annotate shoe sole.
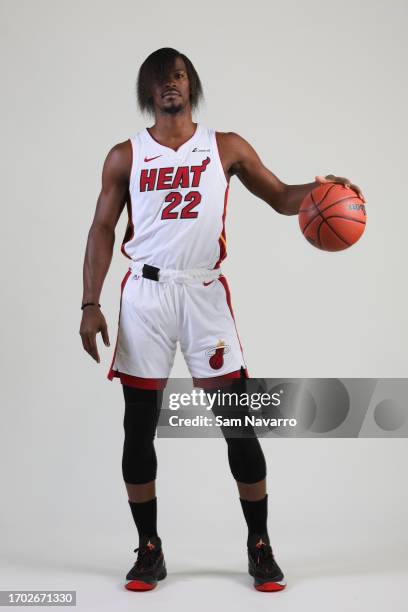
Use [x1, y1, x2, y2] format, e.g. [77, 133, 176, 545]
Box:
[254, 579, 286, 592]
[249, 567, 286, 592]
[125, 566, 167, 591]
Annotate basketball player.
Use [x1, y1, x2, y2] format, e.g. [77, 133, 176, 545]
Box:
[79, 48, 364, 592]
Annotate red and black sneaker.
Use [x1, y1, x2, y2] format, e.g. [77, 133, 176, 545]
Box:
[247, 533, 286, 592]
[125, 535, 167, 591]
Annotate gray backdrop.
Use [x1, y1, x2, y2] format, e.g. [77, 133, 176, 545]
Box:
[1, 1, 407, 610]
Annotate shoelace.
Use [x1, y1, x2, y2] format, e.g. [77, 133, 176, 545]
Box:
[133, 541, 159, 571]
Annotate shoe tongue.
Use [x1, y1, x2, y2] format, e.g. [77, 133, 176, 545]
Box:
[247, 533, 270, 549]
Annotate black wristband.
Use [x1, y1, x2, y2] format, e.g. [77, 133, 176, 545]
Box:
[81, 302, 101, 310]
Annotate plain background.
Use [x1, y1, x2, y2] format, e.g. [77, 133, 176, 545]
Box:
[1, 0, 407, 610]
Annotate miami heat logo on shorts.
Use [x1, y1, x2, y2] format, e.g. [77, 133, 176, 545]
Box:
[206, 340, 231, 370]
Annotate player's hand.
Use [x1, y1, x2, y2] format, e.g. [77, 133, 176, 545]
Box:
[315, 174, 365, 203]
[79, 307, 110, 363]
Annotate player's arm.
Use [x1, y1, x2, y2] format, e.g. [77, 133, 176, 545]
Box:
[224, 132, 364, 215]
[79, 141, 131, 363]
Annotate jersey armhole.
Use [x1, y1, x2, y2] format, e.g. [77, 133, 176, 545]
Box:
[211, 129, 229, 189]
[129, 135, 141, 192]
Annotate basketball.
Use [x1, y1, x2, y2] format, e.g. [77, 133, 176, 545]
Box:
[299, 183, 366, 251]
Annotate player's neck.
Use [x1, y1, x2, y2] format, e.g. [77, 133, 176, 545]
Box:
[149, 112, 197, 143]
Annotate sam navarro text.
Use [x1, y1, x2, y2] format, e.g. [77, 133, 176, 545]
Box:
[168, 415, 297, 427]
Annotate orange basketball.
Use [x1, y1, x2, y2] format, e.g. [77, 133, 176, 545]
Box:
[299, 183, 366, 251]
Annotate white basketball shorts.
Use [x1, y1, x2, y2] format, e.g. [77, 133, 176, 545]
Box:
[107, 265, 248, 390]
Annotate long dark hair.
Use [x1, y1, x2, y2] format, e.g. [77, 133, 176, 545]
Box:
[137, 47, 203, 115]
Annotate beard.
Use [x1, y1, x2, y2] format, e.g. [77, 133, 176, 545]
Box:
[160, 100, 184, 115]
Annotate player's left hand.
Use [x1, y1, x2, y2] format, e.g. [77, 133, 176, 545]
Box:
[315, 174, 365, 203]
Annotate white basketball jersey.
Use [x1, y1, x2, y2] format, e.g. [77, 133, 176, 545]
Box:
[121, 123, 229, 270]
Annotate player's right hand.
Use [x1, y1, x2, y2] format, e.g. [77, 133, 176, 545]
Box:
[79, 307, 110, 363]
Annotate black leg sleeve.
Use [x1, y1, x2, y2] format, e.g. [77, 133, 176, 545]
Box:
[122, 385, 163, 484]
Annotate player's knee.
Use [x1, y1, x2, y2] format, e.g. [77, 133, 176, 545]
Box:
[122, 427, 158, 483]
[122, 442, 157, 483]
[207, 375, 266, 482]
[226, 437, 267, 483]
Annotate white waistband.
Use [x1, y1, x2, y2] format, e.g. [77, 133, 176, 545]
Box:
[129, 261, 222, 284]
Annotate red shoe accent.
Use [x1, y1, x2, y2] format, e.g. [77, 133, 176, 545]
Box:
[125, 580, 157, 591]
[255, 581, 286, 592]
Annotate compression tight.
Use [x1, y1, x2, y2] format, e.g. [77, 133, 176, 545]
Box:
[206, 373, 267, 484]
[122, 385, 163, 484]
[122, 375, 266, 485]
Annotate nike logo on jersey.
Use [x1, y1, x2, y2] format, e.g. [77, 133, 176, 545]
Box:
[144, 155, 163, 162]
[192, 147, 211, 152]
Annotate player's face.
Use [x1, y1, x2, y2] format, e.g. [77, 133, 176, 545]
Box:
[151, 58, 190, 115]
